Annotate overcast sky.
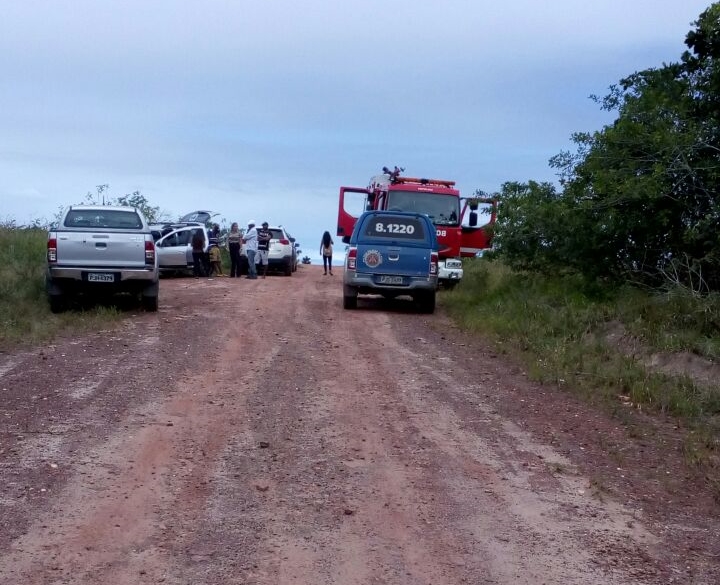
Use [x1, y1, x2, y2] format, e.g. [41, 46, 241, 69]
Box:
[0, 0, 713, 256]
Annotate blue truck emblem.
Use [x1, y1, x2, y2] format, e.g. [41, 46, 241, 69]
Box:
[363, 249, 382, 268]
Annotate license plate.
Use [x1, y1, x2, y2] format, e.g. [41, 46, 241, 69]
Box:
[378, 275, 404, 285]
[87, 273, 115, 283]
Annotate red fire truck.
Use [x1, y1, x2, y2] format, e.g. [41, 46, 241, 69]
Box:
[337, 167, 496, 287]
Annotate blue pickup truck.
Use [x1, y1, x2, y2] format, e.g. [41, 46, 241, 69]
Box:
[343, 210, 439, 313]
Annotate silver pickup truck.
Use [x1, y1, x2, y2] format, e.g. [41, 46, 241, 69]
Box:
[46, 205, 160, 313]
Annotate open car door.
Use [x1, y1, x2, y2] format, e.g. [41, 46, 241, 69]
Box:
[179, 210, 215, 224]
[337, 187, 370, 243]
[459, 198, 497, 257]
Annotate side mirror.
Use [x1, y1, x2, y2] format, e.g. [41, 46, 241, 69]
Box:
[469, 211, 478, 227]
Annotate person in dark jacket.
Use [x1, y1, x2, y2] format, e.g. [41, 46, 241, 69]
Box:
[191, 229, 206, 278]
[256, 221, 272, 279]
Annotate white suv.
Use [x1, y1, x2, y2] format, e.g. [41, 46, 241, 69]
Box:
[240, 226, 297, 276]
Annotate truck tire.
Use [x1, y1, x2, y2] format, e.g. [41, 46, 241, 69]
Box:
[141, 283, 159, 312]
[142, 294, 159, 312]
[46, 276, 67, 313]
[417, 291, 436, 314]
[284, 259, 292, 276]
[48, 294, 66, 314]
[343, 285, 357, 310]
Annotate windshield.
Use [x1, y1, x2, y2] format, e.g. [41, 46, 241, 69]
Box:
[64, 209, 143, 229]
[386, 191, 459, 226]
[362, 215, 427, 240]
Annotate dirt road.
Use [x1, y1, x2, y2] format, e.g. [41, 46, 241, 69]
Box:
[0, 265, 718, 584]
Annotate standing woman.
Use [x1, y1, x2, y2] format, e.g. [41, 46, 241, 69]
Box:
[320, 231, 334, 275]
[227, 222, 242, 277]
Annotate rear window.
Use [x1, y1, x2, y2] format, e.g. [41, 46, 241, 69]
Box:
[362, 216, 426, 240]
[269, 229, 285, 240]
[64, 209, 143, 229]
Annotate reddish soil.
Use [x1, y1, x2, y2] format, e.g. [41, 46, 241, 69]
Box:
[0, 265, 718, 584]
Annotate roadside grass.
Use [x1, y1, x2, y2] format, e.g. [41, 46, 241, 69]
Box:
[0, 227, 123, 350]
[442, 258, 720, 484]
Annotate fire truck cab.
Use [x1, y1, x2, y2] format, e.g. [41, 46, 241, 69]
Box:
[337, 168, 495, 287]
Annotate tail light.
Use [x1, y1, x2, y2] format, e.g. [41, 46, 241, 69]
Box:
[279, 239, 290, 245]
[430, 252, 438, 275]
[347, 247, 357, 270]
[47, 237, 57, 263]
[145, 240, 156, 265]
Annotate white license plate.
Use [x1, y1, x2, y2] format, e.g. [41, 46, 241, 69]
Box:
[87, 273, 114, 283]
[378, 275, 404, 285]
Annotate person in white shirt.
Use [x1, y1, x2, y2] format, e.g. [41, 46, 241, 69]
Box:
[243, 220, 259, 279]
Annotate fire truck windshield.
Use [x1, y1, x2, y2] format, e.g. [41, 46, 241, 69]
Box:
[386, 191, 459, 226]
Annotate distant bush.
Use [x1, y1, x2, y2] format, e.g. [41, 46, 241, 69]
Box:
[444, 258, 720, 420]
[0, 227, 122, 349]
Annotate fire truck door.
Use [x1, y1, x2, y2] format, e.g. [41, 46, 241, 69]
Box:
[460, 226, 493, 257]
[337, 187, 370, 242]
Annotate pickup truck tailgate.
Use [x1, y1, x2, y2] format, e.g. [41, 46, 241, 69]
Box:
[355, 243, 430, 277]
[56, 231, 148, 268]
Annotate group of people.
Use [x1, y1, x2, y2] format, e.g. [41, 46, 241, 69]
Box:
[231, 220, 273, 279]
[191, 223, 224, 278]
[190, 221, 335, 279]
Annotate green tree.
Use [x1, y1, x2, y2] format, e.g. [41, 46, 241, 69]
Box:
[493, 181, 563, 271]
[83, 184, 110, 205]
[503, 3, 720, 291]
[76, 185, 165, 224]
[116, 191, 161, 224]
[550, 65, 704, 286]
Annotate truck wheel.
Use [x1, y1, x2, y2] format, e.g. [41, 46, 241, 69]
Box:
[343, 285, 357, 310]
[48, 294, 66, 314]
[418, 291, 436, 314]
[141, 283, 159, 312]
[142, 294, 159, 312]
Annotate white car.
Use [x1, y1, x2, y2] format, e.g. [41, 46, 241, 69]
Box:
[155, 224, 212, 275]
[240, 226, 297, 276]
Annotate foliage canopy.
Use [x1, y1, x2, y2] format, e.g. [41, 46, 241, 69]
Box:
[494, 3, 720, 292]
[81, 184, 163, 224]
